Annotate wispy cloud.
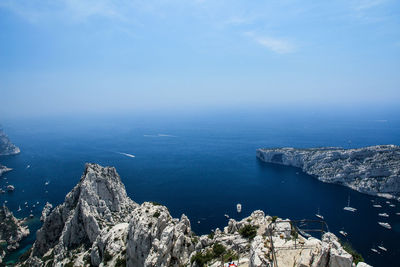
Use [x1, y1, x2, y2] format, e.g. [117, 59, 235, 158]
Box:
[353, 0, 387, 10]
[245, 32, 295, 54]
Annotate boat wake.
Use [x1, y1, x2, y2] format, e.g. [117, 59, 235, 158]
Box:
[117, 152, 136, 158]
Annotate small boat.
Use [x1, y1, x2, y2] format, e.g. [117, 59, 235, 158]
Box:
[24, 201, 28, 205]
[373, 204, 382, 208]
[32, 204, 36, 208]
[17, 206, 21, 211]
[26, 165, 30, 169]
[315, 208, 324, 220]
[378, 245, 387, 252]
[371, 248, 380, 254]
[378, 222, 392, 229]
[6, 185, 15, 192]
[396, 213, 400, 216]
[197, 221, 200, 224]
[343, 196, 357, 212]
[339, 231, 348, 237]
[29, 214, 34, 218]
[378, 213, 389, 217]
[45, 181, 50, 186]
[224, 214, 229, 219]
[36, 201, 39, 205]
[4, 200, 8, 204]
[389, 204, 395, 207]
[386, 201, 391, 204]
[236, 203, 242, 213]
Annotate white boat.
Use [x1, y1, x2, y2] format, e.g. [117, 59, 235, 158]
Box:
[26, 165, 30, 169]
[371, 248, 380, 254]
[339, 231, 348, 237]
[373, 204, 382, 208]
[315, 208, 324, 220]
[389, 204, 395, 207]
[45, 181, 50, 186]
[378, 213, 389, 217]
[236, 203, 242, 213]
[24, 201, 28, 205]
[343, 196, 357, 212]
[17, 205, 21, 211]
[386, 201, 391, 204]
[396, 213, 400, 216]
[378, 245, 387, 252]
[6, 185, 15, 192]
[224, 214, 229, 219]
[378, 222, 392, 229]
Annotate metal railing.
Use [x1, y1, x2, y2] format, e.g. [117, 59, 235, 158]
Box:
[266, 219, 329, 267]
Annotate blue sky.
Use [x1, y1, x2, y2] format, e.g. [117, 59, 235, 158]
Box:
[0, 0, 399, 118]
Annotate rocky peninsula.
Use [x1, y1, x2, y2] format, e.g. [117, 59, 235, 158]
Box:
[257, 145, 400, 200]
[0, 128, 20, 156]
[0, 205, 30, 264]
[18, 163, 370, 267]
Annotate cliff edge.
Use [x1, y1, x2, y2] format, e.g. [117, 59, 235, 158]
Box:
[257, 145, 400, 200]
[18, 163, 369, 267]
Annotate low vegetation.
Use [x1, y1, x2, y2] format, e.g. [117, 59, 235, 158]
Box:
[239, 225, 259, 240]
[340, 241, 364, 264]
[190, 243, 230, 267]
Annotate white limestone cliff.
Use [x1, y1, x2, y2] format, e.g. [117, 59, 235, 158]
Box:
[257, 145, 400, 199]
[18, 163, 369, 267]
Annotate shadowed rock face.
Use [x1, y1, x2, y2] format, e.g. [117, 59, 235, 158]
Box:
[257, 145, 400, 199]
[19, 163, 362, 267]
[0, 129, 20, 156]
[0, 205, 29, 264]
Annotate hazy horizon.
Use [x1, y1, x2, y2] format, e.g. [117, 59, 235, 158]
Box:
[1, 0, 399, 119]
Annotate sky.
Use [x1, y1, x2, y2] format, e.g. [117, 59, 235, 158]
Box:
[0, 0, 399, 118]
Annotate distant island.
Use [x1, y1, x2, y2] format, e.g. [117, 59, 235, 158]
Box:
[17, 163, 369, 267]
[257, 145, 400, 201]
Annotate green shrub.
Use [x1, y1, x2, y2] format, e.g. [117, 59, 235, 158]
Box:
[150, 201, 162, 206]
[239, 225, 258, 240]
[115, 257, 126, 267]
[212, 243, 226, 257]
[103, 250, 113, 263]
[153, 211, 161, 218]
[190, 251, 214, 267]
[208, 231, 215, 239]
[271, 216, 278, 223]
[341, 241, 364, 264]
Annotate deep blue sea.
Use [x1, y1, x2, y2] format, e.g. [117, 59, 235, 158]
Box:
[1, 109, 399, 266]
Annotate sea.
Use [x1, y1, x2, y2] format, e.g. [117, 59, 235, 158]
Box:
[1, 108, 399, 266]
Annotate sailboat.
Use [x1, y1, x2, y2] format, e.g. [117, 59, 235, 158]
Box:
[373, 204, 382, 208]
[17, 205, 21, 212]
[315, 208, 324, 220]
[378, 213, 389, 217]
[343, 196, 357, 212]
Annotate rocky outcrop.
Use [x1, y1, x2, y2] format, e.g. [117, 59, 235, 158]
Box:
[40, 202, 53, 222]
[0, 205, 29, 263]
[0, 164, 12, 178]
[19, 163, 368, 267]
[257, 145, 400, 199]
[0, 128, 20, 156]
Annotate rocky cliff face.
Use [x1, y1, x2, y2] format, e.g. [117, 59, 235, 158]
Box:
[0, 128, 20, 156]
[0, 205, 30, 264]
[257, 145, 400, 200]
[19, 163, 367, 267]
[0, 164, 12, 178]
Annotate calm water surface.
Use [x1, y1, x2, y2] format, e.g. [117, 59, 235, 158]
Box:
[1, 110, 399, 266]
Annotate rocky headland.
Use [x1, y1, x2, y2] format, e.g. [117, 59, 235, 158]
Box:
[18, 163, 370, 267]
[0, 205, 30, 264]
[0, 128, 20, 156]
[257, 145, 400, 200]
